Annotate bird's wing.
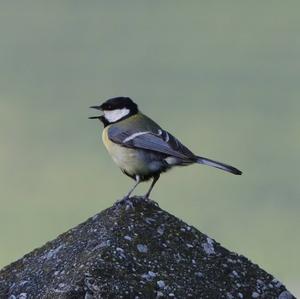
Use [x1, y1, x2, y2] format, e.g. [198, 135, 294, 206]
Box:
[108, 126, 195, 160]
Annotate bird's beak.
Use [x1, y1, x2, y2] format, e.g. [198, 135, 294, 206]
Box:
[90, 105, 102, 110]
[89, 105, 103, 119]
[88, 116, 101, 119]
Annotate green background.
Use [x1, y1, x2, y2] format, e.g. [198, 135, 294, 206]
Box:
[0, 1, 299, 296]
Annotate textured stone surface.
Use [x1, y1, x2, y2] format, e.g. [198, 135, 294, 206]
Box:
[0, 197, 295, 299]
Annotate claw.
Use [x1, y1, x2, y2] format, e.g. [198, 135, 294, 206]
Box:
[142, 195, 151, 202]
[115, 196, 135, 210]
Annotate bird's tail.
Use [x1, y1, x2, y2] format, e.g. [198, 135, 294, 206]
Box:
[196, 156, 242, 175]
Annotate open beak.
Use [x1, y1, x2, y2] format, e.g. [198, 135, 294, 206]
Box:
[90, 105, 102, 110]
[89, 105, 103, 119]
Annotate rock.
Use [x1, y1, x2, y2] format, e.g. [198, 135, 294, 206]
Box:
[0, 197, 295, 299]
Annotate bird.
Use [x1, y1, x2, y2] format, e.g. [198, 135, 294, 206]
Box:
[89, 97, 242, 200]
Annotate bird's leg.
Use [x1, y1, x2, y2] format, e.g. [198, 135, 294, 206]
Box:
[144, 174, 160, 199]
[124, 175, 141, 200]
[116, 176, 141, 208]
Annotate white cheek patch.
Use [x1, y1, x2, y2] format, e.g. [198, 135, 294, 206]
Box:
[104, 108, 130, 122]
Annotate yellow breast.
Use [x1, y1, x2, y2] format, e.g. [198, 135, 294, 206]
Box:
[102, 126, 149, 176]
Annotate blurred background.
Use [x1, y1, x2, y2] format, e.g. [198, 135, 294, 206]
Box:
[0, 1, 299, 296]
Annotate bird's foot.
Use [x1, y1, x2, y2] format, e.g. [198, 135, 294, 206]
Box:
[114, 195, 159, 209]
[142, 195, 151, 202]
[115, 196, 135, 210]
[141, 195, 159, 207]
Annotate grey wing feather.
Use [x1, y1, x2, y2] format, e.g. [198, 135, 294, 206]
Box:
[108, 126, 195, 160]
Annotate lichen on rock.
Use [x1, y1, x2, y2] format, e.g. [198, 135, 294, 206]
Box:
[0, 197, 295, 299]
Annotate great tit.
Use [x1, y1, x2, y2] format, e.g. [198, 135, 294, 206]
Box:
[90, 97, 242, 199]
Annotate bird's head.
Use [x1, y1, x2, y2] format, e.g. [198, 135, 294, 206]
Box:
[89, 97, 138, 126]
